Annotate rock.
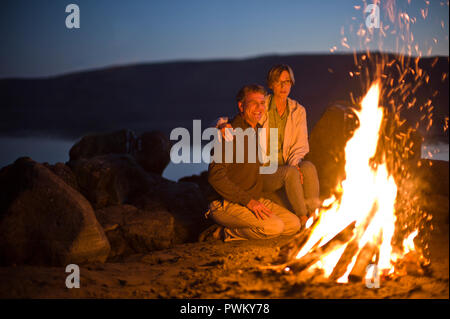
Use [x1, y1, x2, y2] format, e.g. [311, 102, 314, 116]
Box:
[43, 162, 80, 192]
[411, 159, 449, 196]
[305, 104, 359, 198]
[179, 170, 221, 202]
[0, 157, 110, 266]
[68, 154, 161, 209]
[69, 130, 171, 176]
[134, 131, 171, 175]
[95, 205, 177, 260]
[69, 129, 136, 161]
[69, 153, 211, 244]
[132, 180, 211, 243]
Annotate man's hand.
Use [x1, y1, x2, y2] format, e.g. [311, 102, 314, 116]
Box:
[296, 166, 304, 184]
[246, 199, 273, 220]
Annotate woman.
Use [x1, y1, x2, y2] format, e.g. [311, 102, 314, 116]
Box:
[217, 64, 320, 226]
[260, 64, 320, 225]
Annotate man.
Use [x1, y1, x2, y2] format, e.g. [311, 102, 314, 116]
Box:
[201, 84, 301, 242]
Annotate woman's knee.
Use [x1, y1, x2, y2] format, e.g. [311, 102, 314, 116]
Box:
[299, 161, 318, 176]
[284, 165, 300, 181]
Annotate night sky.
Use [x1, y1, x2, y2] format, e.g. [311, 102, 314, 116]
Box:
[0, 0, 448, 78]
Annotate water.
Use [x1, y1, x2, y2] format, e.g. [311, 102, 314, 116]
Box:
[421, 142, 449, 161]
[0, 136, 208, 181]
[0, 136, 447, 181]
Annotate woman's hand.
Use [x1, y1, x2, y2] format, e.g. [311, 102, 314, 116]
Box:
[246, 199, 273, 220]
[299, 215, 308, 228]
[218, 123, 233, 142]
[216, 117, 234, 142]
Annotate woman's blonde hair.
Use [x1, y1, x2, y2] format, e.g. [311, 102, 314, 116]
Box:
[267, 64, 295, 89]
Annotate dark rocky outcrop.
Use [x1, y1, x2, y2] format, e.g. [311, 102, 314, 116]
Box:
[131, 180, 210, 244]
[67, 154, 160, 209]
[134, 131, 171, 175]
[0, 157, 110, 266]
[305, 103, 359, 198]
[69, 129, 171, 176]
[179, 170, 220, 202]
[411, 159, 449, 197]
[95, 205, 177, 260]
[68, 152, 210, 247]
[69, 130, 136, 161]
[43, 162, 80, 192]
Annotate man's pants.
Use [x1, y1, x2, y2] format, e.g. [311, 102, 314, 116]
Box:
[208, 198, 301, 241]
[261, 161, 320, 217]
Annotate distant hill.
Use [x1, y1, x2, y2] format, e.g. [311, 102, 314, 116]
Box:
[0, 53, 448, 141]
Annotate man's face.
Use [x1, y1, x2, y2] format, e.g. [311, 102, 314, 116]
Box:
[272, 70, 292, 99]
[238, 92, 266, 127]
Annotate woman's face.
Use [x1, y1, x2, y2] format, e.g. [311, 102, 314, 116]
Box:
[272, 70, 293, 99]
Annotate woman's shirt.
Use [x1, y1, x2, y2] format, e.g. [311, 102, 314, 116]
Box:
[267, 96, 289, 166]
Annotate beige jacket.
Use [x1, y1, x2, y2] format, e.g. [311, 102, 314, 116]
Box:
[259, 95, 309, 166]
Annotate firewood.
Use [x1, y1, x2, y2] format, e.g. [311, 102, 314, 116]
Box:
[288, 221, 357, 272]
[348, 242, 379, 282]
[330, 202, 379, 280]
[329, 241, 359, 280]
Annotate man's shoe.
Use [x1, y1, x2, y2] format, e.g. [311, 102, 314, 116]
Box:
[198, 224, 224, 242]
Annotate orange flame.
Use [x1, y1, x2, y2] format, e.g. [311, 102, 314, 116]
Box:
[295, 82, 416, 282]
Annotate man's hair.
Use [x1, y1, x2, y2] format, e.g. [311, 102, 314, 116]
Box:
[266, 64, 295, 89]
[235, 84, 266, 104]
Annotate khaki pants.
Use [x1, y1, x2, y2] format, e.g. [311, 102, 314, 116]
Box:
[207, 197, 301, 241]
[262, 161, 321, 217]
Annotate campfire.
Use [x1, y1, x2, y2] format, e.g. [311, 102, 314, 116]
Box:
[263, 0, 446, 286]
[270, 80, 431, 284]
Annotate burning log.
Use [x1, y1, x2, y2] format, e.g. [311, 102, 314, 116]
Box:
[330, 202, 379, 281]
[271, 221, 356, 272]
[348, 242, 379, 282]
[329, 241, 359, 281]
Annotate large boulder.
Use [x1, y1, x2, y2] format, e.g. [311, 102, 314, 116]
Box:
[410, 159, 449, 196]
[69, 129, 136, 161]
[95, 205, 179, 260]
[43, 162, 80, 192]
[0, 157, 110, 266]
[179, 170, 221, 202]
[305, 104, 359, 198]
[131, 180, 210, 243]
[134, 131, 171, 175]
[67, 154, 160, 209]
[69, 129, 171, 176]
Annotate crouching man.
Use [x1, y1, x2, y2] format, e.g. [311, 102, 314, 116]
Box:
[200, 84, 300, 241]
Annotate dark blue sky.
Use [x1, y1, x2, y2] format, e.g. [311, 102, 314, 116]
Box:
[0, 0, 448, 78]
